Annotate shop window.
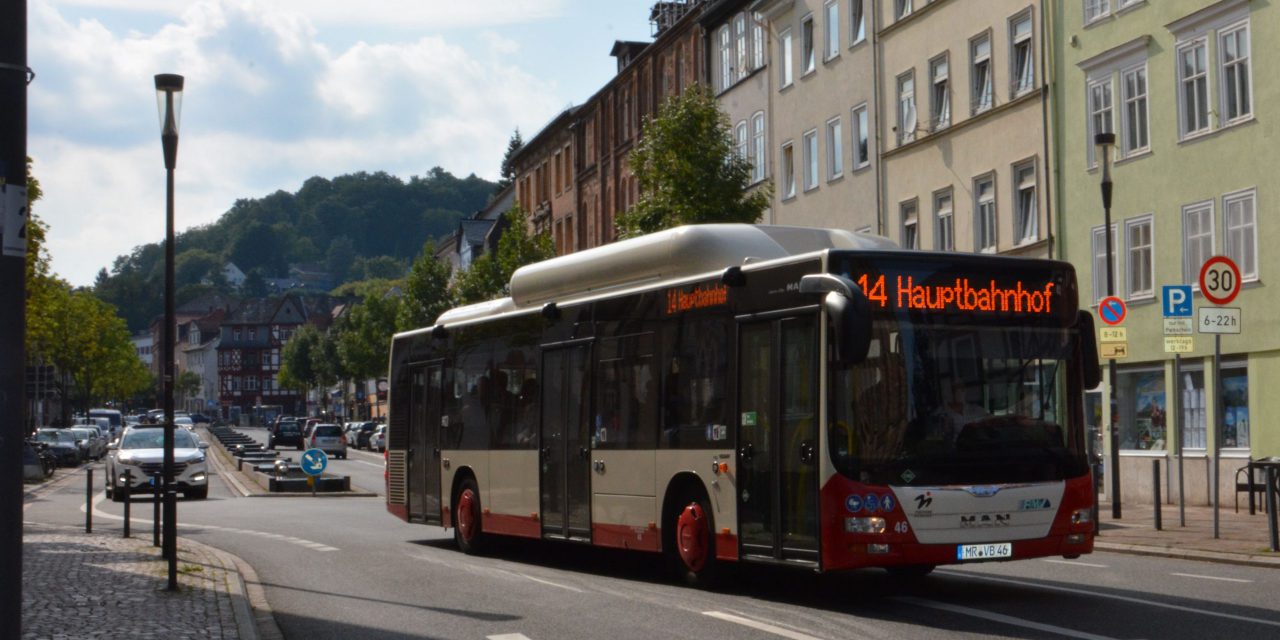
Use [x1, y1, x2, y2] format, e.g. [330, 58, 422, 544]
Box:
[1221, 362, 1249, 449]
[1179, 367, 1207, 450]
[1116, 367, 1165, 451]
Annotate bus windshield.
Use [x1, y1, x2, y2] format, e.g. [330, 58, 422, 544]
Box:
[830, 320, 1087, 486]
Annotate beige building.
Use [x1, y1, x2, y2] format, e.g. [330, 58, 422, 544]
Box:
[877, 0, 1052, 257]
[754, 0, 879, 233]
[702, 1, 773, 212]
[512, 108, 580, 256]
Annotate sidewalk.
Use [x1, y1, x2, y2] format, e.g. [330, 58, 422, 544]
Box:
[21, 521, 261, 640]
[1095, 498, 1280, 568]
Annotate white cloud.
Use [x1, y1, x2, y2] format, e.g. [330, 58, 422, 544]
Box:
[50, 0, 567, 29]
[30, 0, 563, 286]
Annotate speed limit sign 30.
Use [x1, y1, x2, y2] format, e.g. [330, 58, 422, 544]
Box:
[1199, 256, 1242, 305]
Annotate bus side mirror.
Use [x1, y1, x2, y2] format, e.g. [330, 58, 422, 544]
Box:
[799, 274, 872, 365]
[1076, 310, 1102, 389]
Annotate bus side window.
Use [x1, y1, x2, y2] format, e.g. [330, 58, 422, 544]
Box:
[594, 333, 656, 449]
[661, 315, 729, 449]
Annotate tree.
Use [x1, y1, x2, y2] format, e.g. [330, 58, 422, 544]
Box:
[336, 282, 400, 381]
[325, 236, 357, 281]
[453, 205, 554, 304]
[615, 85, 771, 238]
[175, 370, 203, 401]
[280, 324, 344, 417]
[397, 240, 454, 331]
[496, 128, 524, 191]
[242, 269, 269, 297]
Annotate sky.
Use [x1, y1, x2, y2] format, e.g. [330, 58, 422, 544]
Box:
[28, 0, 660, 286]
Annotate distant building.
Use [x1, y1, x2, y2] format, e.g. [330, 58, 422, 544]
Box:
[222, 262, 247, 288]
[180, 312, 224, 414]
[148, 292, 238, 379]
[131, 332, 153, 367]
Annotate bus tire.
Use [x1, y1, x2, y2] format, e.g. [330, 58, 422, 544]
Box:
[668, 489, 718, 587]
[453, 477, 487, 555]
[885, 564, 935, 580]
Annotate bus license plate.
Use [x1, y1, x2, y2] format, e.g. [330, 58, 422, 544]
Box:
[957, 543, 1012, 562]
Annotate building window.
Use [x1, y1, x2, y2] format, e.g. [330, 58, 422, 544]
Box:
[1121, 65, 1149, 156]
[1087, 78, 1113, 167]
[1116, 366, 1166, 452]
[895, 0, 913, 21]
[803, 129, 819, 191]
[1010, 12, 1034, 96]
[826, 116, 843, 179]
[850, 0, 865, 46]
[974, 174, 996, 253]
[852, 104, 870, 169]
[735, 13, 748, 81]
[245, 376, 259, 391]
[801, 14, 816, 75]
[901, 199, 919, 249]
[718, 25, 732, 91]
[897, 71, 916, 144]
[1178, 40, 1210, 138]
[782, 142, 796, 199]
[1182, 201, 1214, 287]
[1013, 161, 1037, 244]
[751, 112, 766, 183]
[1091, 224, 1119, 303]
[1221, 361, 1250, 449]
[1085, 0, 1110, 25]
[934, 189, 954, 251]
[1125, 214, 1154, 300]
[824, 1, 839, 61]
[735, 121, 748, 161]
[779, 29, 793, 88]
[1220, 22, 1252, 124]
[1180, 366, 1207, 450]
[929, 55, 950, 131]
[752, 12, 765, 70]
[971, 33, 993, 114]
[1223, 189, 1258, 281]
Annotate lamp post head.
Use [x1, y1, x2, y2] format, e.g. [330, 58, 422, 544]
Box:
[155, 73, 184, 169]
[1094, 132, 1115, 209]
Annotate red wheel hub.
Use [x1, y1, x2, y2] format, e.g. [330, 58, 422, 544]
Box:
[676, 502, 708, 572]
[457, 489, 477, 542]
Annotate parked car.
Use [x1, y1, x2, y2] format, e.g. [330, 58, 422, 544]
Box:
[369, 425, 386, 452]
[268, 419, 304, 450]
[106, 425, 209, 501]
[188, 413, 213, 426]
[307, 424, 347, 459]
[33, 429, 81, 467]
[301, 418, 322, 440]
[23, 441, 47, 482]
[174, 416, 194, 430]
[88, 408, 123, 437]
[342, 422, 361, 444]
[67, 427, 106, 460]
[352, 422, 378, 450]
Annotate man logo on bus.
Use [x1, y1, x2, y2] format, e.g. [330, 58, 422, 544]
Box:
[914, 492, 933, 510]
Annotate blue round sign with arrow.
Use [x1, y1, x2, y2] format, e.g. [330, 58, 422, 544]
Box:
[300, 448, 328, 476]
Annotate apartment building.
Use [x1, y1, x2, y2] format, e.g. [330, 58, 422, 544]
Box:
[753, 0, 879, 233]
[1053, 0, 1276, 503]
[511, 108, 580, 256]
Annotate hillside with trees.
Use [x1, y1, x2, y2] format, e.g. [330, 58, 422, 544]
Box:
[95, 168, 496, 331]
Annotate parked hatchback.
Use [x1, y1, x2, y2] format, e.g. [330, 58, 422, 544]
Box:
[308, 424, 347, 459]
[369, 425, 386, 452]
[268, 419, 304, 450]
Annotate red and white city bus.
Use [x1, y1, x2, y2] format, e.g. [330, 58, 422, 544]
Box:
[385, 224, 1101, 583]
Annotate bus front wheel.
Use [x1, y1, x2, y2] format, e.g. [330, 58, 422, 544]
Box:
[669, 491, 718, 587]
[453, 477, 487, 555]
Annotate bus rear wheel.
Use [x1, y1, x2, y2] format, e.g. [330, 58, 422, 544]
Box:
[669, 492, 718, 587]
[453, 477, 487, 555]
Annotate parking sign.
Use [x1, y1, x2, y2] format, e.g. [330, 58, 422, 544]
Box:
[1162, 285, 1192, 318]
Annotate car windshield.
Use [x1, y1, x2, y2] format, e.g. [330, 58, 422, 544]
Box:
[36, 430, 76, 444]
[278, 422, 299, 433]
[314, 426, 342, 437]
[120, 429, 199, 449]
[69, 428, 95, 439]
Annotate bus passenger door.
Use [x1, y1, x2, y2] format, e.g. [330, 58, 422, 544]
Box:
[737, 315, 819, 564]
[408, 363, 444, 525]
[540, 343, 593, 541]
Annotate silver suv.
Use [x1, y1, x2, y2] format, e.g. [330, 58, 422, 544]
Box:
[106, 426, 210, 501]
[308, 424, 347, 459]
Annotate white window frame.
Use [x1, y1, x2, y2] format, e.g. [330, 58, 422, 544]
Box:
[1091, 224, 1119, 304]
[901, 199, 920, 250]
[718, 25, 732, 92]
[1087, 77, 1114, 168]
[751, 111, 766, 184]
[801, 14, 816, 75]
[826, 116, 843, 180]
[802, 128, 819, 191]
[929, 54, 950, 131]
[897, 70, 917, 145]
[1013, 160, 1038, 245]
[896, 0, 913, 21]
[752, 12, 765, 71]
[779, 29, 794, 88]
[781, 141, 796, 199]
[974, 174, 997, 253]
[1176, 38, 1211, 139]
[1182, 200, 1215, 288]
[1120, 63, 1150, 157]
[735, 121, 748, 161]
[1222, 188, 1258, 282]
[1125, 214, 1155, 301]
[971, 33, 993, 114]
[850, 0, 866, 47]
[824, 1, 840, 61]
[1010, 11, 1034, 97]
[735, 13, 749, 81]
[934, 188, 954, 251]
[1218, 20, 1252, 125]
[852, 104, 870, 170]
[1085, 0, 1111, 25]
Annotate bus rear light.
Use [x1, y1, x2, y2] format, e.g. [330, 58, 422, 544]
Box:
[845, 517, 886, 534]
[1071, 508, 1092, 525]
[867, 544, 891, 554]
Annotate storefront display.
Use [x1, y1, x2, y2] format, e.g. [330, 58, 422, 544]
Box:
[1117, 368, 1165, 451]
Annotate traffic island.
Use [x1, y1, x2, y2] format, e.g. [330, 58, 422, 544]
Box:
[264, 468, 351, 493]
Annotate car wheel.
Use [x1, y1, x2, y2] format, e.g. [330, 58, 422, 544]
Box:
[186, 486, 208, 500]
[453, 477, 487, 555]
[667, 488, 719, 587]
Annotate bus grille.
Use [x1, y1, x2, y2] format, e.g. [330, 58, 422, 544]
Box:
[387, 451, 407, 505]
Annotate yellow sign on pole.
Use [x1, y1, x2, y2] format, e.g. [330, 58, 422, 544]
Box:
[1164, 336, 1194, 353]
[1100, 327, 1127, 342]
[1100, 342, 1129, 359]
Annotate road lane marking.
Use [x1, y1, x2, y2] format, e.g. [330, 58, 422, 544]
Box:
[938, 570, 1280, 628]
[1171, 572, 1253, 583]
[895, 597, 1115, 640]
[487, 635, 532, 640]
[85, 493, 339, 551]
[344, 459, 384, 469]
[703, 611, 826, 640]
[1043, 559, 1109, 568]
[519, 573, 584, 593]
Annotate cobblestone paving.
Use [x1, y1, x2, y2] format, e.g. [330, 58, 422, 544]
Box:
[22, 523, 243, 640]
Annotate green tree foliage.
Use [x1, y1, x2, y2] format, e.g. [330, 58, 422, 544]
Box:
[325, 236, 357, 282]
[281, 324, 345, 415]
[496, 128, 523, 191]
[397, 240, 454, 331]
[335, 282, 400, 380]
[453, 205, 554, 304]
[175, 249, 223, 288]
[175, 370, 203, 400]
[354, 255, 406, 280]
[615, 85, 770, 238]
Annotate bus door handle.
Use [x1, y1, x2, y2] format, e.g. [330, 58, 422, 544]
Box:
[798, 441, 815, 465]
[739, 443, 754, 462]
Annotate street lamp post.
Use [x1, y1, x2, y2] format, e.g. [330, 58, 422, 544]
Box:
[155, 73, 183, 591]
[1096, 132, 1121, 519]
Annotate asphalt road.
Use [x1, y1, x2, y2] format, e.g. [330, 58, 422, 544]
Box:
[23, 457, 1280, 640]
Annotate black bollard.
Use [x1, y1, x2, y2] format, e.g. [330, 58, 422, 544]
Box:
[122, 470, 132, 538]
[1267, 468, 1279, 553]
[85, 469, 93, 534]
[153, 482, 161, 547]
[1152, 459, 1162, 531]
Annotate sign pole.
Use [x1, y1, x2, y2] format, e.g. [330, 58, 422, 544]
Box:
[1212, 333, 1221, 539]
[1175, 353, 1185, 527]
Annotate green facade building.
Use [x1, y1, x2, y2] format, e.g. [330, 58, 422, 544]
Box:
[1051, 0, 1274, 506]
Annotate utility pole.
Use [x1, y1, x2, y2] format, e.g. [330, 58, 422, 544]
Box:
[0, 1, 29, 638]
